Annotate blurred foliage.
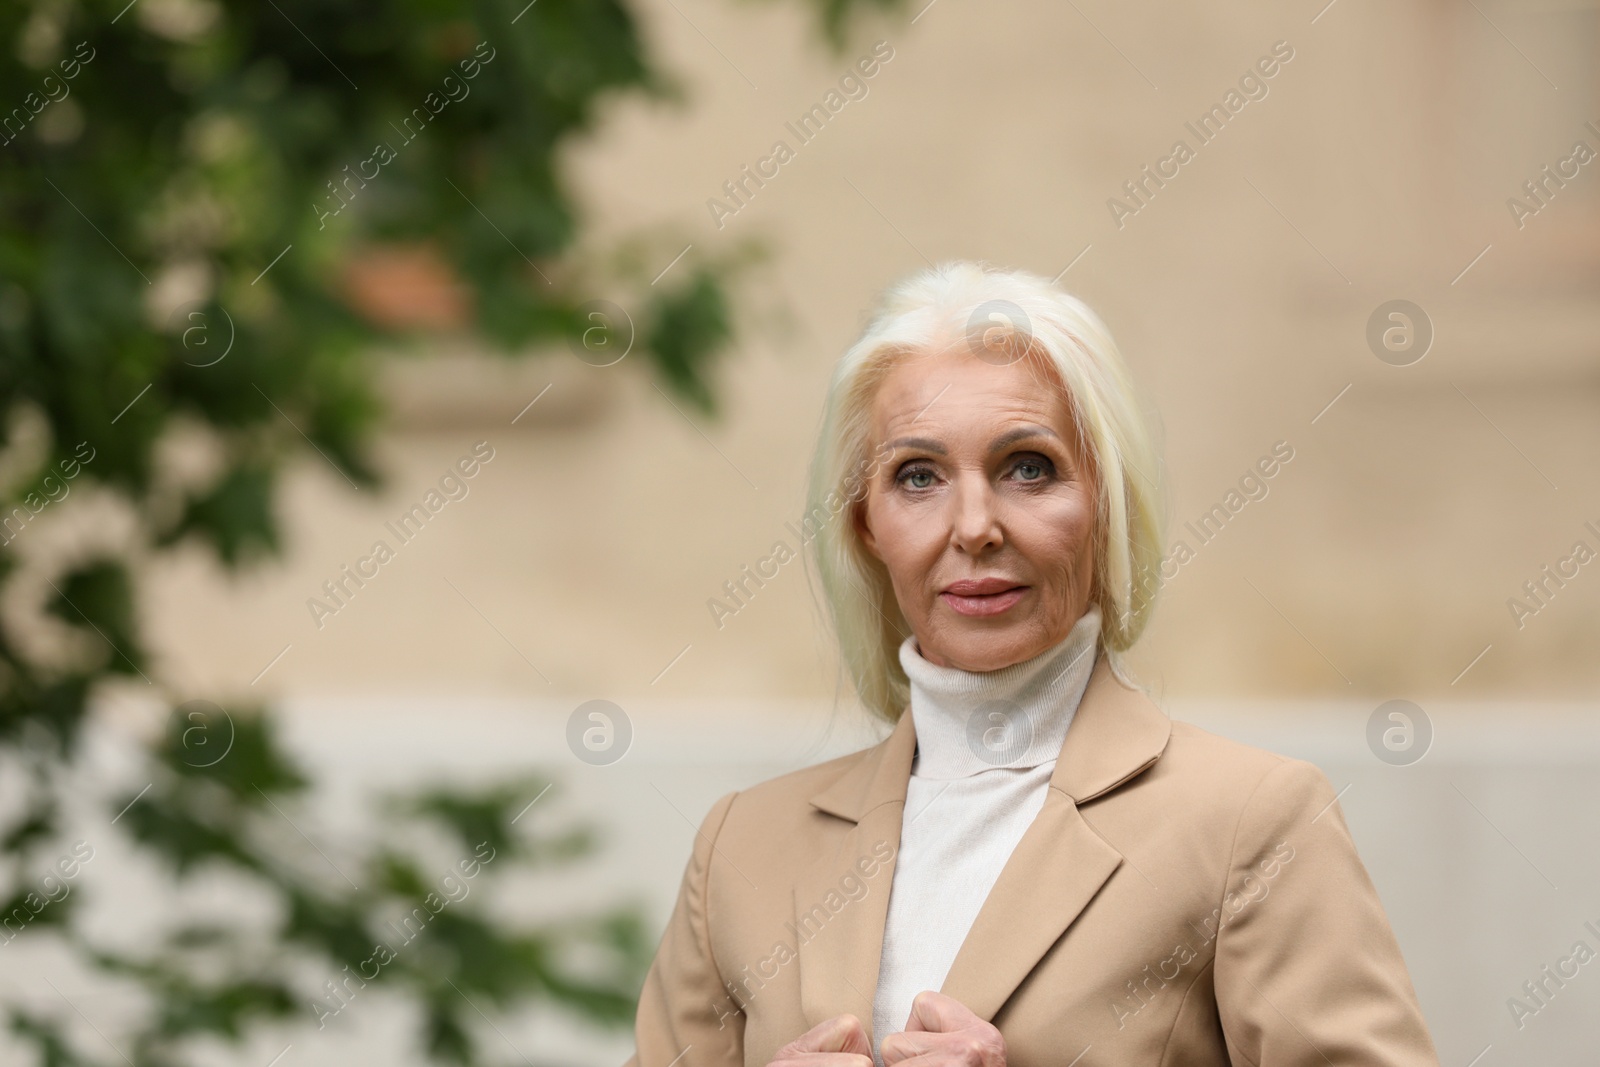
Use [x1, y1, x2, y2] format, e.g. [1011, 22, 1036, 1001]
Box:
[0, 0, 894, 1064]
[42, 708, 654, 1066]
[764, 0, 907, 50]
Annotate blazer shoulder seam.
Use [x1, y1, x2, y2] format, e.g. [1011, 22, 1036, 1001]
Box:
[1211, 755, 1294, 1056]
[699, 789, 742, 1007]
[1218, 755, 1292, 912]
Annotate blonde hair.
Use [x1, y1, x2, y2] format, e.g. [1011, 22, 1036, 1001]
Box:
[803, 260, 1168, 725]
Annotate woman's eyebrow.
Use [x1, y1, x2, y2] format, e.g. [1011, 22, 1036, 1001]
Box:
[885, 425, 1061, 456]
[990, 425, 1061, 451]
[886, 435, 946, 455]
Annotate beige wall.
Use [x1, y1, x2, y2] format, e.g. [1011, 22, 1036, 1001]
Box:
[140, 0, 1599, 707]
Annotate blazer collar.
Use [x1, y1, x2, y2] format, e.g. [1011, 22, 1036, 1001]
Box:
[795, 652, 1171, 1045]
[808, 652, 1171, 821]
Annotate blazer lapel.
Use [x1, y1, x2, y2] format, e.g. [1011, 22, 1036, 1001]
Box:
[796, 705, 917, 1041]
[941, 654, 1172, 1023]
[936, 789, 1122, 1021]
[798, 652, 1172, 1041]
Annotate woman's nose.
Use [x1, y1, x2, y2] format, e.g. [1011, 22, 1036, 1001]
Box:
[948, 472, 1002, 553]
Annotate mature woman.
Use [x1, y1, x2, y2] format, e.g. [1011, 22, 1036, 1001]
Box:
[626, 261, 1439, 1067]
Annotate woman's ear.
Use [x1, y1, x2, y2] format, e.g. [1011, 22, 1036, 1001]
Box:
[852, 500, 881, 561]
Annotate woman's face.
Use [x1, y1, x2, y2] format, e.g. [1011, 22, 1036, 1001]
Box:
[853, 341, 1099, 672]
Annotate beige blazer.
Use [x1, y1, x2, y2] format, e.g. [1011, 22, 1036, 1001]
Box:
[626, 655, 1441, 1067]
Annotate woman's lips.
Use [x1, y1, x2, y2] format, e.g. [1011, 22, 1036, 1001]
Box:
[940, 586, 1028, 617]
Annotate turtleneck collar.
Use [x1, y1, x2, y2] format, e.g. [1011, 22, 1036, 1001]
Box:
[898, 604, 1103, 780]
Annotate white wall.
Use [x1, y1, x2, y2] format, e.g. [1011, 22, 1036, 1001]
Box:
[12, 696, 1594, 1066]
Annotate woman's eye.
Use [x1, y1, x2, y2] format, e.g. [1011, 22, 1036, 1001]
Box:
[895, 462, 936, 489]
[1013, 458, 1050, 481]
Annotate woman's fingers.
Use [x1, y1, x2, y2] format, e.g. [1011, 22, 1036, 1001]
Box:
[881, 1032, 1003, 1067]
[901, 991, 982, 1035]
[881, 992, 1005, 1067]
[769, 1013, 873, 1066]
[769, 1057, 874, 1067]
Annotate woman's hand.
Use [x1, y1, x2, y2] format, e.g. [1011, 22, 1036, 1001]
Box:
[768, 1013, 874, 1067]
[880, 991, 1006, 1067]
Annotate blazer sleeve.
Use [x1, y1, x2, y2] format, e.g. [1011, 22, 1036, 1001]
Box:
[1212, 758, 1441, 1067]
[625, 789, 746, 1067]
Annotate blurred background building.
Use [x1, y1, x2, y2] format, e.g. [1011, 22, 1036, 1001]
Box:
[3, 0, 1597, 1064]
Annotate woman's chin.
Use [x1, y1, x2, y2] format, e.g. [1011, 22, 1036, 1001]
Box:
[924, 625, 1043, 672]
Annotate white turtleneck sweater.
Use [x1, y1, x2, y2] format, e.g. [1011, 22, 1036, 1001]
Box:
[871, 605, 1103, 1066]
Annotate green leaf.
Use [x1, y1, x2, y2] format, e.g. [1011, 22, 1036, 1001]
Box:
[646, 267, 733, 417]
[45, 560, 144, 677]
[159, 464, 280, 567]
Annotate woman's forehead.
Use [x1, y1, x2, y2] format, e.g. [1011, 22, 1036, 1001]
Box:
[870, 347, 1070, 427]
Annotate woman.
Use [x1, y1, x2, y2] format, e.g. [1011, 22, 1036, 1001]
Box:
[626, 261, 1440, 1067]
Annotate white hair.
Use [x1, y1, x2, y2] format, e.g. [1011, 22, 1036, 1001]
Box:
[802, 259, 1168, 725]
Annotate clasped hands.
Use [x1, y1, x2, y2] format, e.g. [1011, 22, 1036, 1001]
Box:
[768, 991, 1005, 1067]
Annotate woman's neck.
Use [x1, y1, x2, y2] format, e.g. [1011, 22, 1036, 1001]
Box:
[899, 605, 1102, 779]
